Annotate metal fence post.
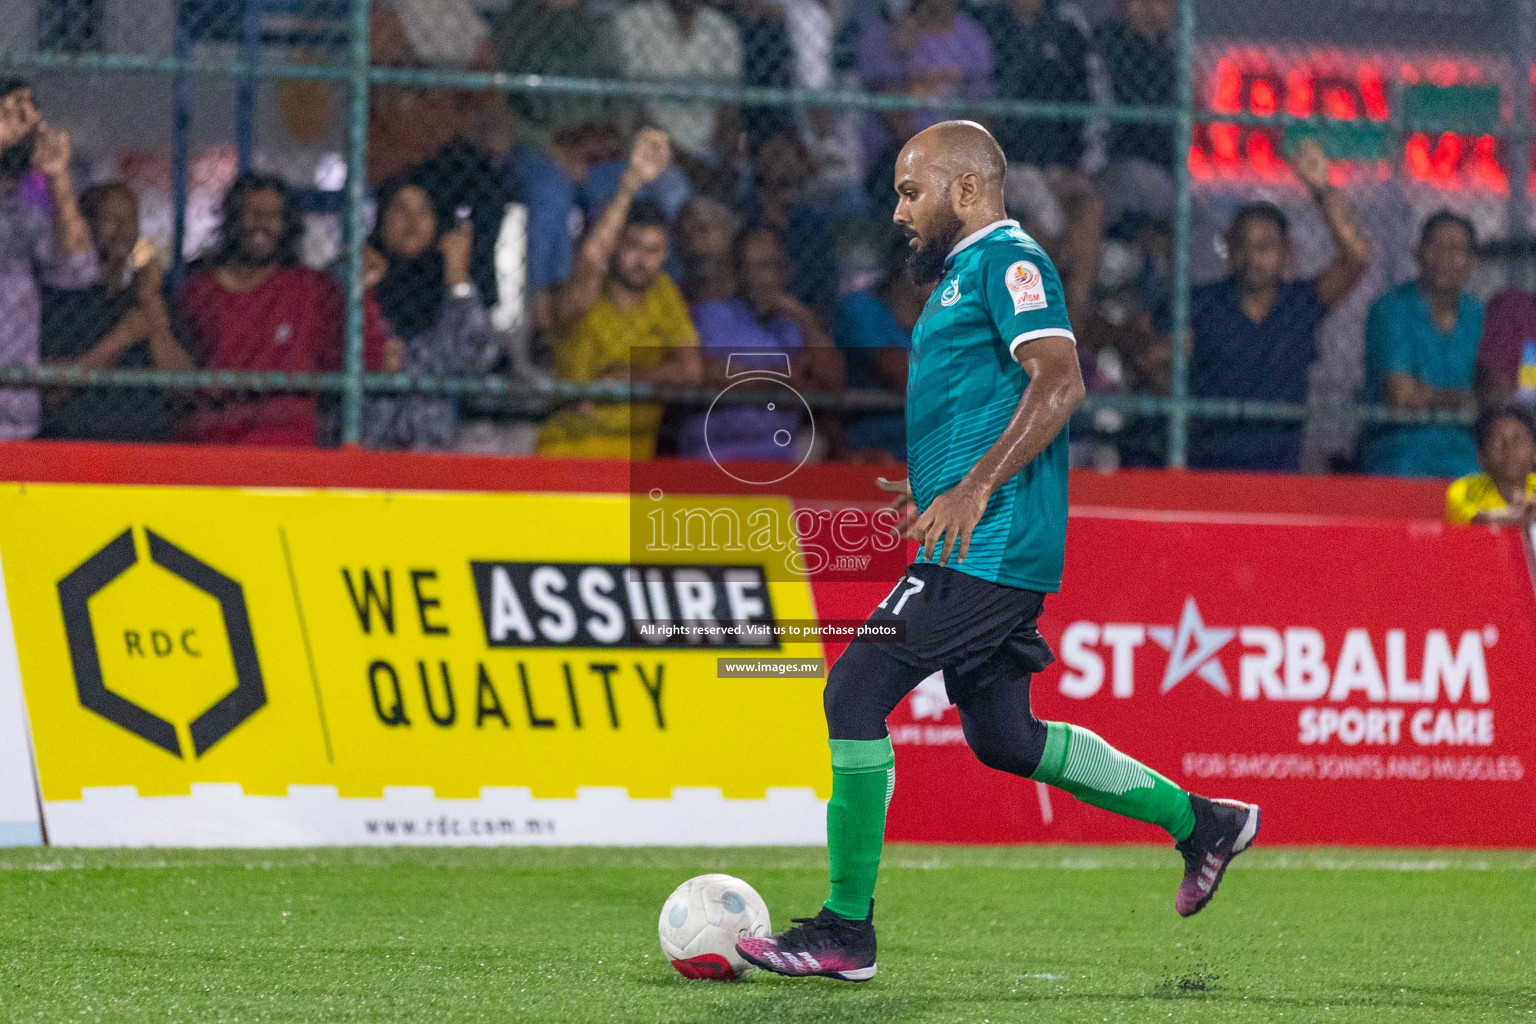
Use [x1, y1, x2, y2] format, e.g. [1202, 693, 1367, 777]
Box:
[1167, 0, 1196, 469]
[1510, 0, 1536, 249]
[170, 6, 193, 288]
[237, 0, 260, 174]
[340, 0, 373, 447]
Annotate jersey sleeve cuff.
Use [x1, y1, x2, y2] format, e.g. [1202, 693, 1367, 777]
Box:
[1009, 328, 1077, 356]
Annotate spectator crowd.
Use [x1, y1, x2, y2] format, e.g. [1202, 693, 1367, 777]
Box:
[1, 0, 1533, 489]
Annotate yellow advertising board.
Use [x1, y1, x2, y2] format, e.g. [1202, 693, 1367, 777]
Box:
[0, 483, 831, 845]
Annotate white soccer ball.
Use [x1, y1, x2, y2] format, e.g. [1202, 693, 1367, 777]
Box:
[658, 873, 771, 980]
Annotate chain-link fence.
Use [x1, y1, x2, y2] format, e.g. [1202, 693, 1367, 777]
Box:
[0, 0, 1526, 474]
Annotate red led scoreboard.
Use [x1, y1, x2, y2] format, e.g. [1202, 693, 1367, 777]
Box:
[1194, 45, 1524, 192]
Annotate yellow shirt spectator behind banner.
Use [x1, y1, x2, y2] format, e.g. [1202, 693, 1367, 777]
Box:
[1445, 472, 1536, 524]
[536, 273, 698, 460]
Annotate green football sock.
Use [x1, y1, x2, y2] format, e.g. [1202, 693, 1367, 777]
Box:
[1032, 722, 1195, 842]
[823, 736, 895, 921]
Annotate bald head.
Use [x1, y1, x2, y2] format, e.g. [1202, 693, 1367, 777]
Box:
[899, 120, 1007, 192]
[892, 121, 1009, 284]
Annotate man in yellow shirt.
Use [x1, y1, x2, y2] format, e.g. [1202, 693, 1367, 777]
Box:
[1446, 406, 1536, 524]
[536, 128, 702, 459]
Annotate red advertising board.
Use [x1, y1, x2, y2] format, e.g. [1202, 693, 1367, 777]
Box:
[811, 511, 1536, 847]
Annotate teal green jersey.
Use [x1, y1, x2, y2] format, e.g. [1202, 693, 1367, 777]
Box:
[907, 219, 1075, 592]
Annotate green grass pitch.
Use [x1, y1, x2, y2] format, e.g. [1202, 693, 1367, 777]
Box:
[1, 845, 1532, 1022]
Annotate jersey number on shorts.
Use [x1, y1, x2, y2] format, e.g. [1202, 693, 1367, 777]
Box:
[878, 575, 925, 616]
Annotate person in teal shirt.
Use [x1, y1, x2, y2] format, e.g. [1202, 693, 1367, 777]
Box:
[1361, 211, 1482, 477]
[901, 216, 1075, 589]
[737, 122, 1263, 986]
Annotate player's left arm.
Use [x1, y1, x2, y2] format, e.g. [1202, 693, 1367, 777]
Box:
[911, 250, 1085, 566]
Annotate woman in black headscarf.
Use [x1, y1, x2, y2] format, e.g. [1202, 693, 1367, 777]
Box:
[363, 172, 497, 449]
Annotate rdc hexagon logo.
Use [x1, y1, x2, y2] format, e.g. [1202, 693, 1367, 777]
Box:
[57, 527, 266, 758]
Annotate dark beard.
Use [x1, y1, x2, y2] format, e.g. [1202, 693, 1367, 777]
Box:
[0, 132, 35, 179]
[907, 209, 964, 285]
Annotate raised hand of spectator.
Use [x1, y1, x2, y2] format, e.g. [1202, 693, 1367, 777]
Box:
[1291, 136, 1369, 307]
[31, 124, 71, 182]
[1289, 137, 1331, 192]
[554, 128, 672, 335]
[0, 89, 39, 150]
[30, 120, 92, 257]
[623, 128, 672, 190]
[439, 219, 473, 289]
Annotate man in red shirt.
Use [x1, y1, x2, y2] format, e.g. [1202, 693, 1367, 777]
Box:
[1478, 287, 1536, 409]
[180, 172, 392, 446]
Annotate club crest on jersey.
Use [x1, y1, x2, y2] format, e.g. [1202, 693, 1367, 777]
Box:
[1005, 260, 1048, 313]
[939, 279, 961, 306]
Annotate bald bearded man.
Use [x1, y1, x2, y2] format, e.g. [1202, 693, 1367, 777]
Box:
[737, 122, 1261, 983]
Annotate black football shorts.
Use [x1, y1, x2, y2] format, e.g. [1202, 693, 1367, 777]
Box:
[846, 560, 1054, 706]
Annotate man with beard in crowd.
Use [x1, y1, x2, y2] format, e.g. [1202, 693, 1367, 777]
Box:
[178, 171, 393, 446]
[0, 79, 97, 439]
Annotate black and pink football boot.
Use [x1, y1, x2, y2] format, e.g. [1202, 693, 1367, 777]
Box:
[1175, 795, 1261, 917]
[736, 903, 877, 982]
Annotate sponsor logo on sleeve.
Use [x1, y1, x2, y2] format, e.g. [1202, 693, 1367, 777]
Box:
[1004, 260, 1048, 313]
